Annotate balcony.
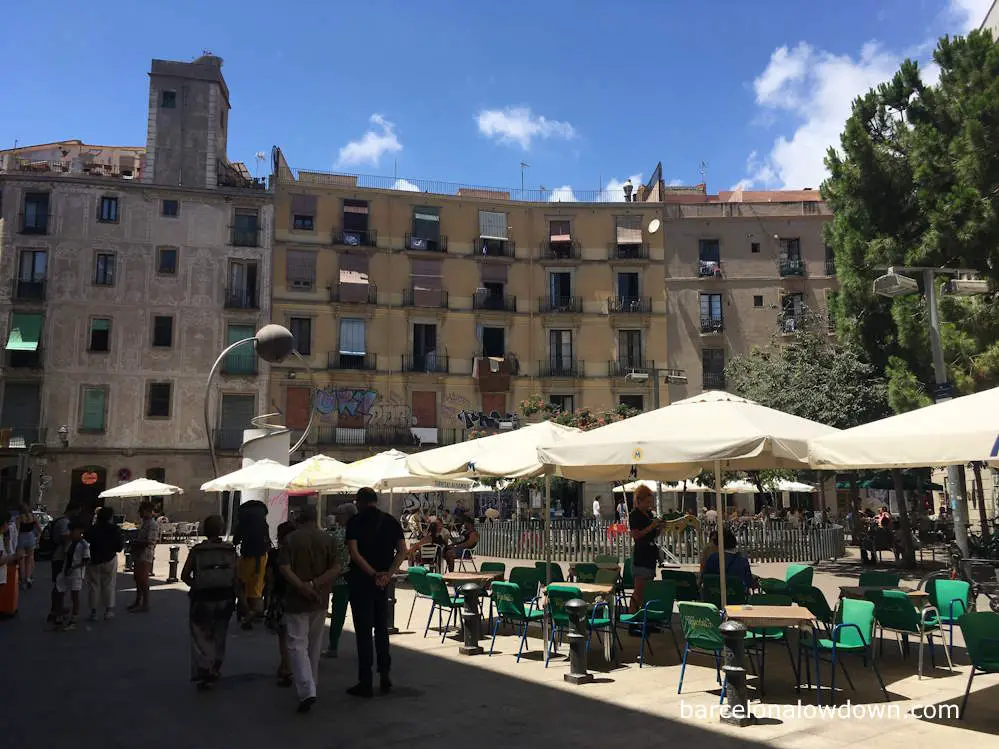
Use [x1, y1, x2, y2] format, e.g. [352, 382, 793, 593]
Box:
[19, 211, 49, 235]
[229, 225, 260, 247]
[825, 259, 837, 276]
[221, 352, 257, 375]
[779, 258, 806, 277]
[316, 425, 415, 448]
[608, 296, 651, 314]
[0, 426, 47, 448]
[540, 239, 580, 260]
[539, 296, 582, 314]
[778, 312, 805, 335]
[402, 287, 448, 309]
[477, 238, 515, 258]
[703, 372, 726, 389]
[609, 359, 654, 377]
[328, 352, 377, 371]
[11, 279, 46, 302]
[473, 291, 516, 312]
[403, 352, 449, 374]
[405, 233, 447, 253]
[474, 355, 515, 392]
[213, 428, 245, 452]
[333, 227, 378, 247]
[538, 359, 580, 378]
[698, 260, 722, 278]
[224, 287, 259, 310]
[329, 283, 377, 305]
[5, 349, 42, 369]
[610, 242, 649, 260]
[700, 316, 724, 334]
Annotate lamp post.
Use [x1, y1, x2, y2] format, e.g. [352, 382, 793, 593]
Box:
[872, 266, 984, 557]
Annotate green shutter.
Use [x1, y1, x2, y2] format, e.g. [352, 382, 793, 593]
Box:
[81, 388, 106, 431]
[227, 324, 254, 346]
[225, 325, 256, 374]
[6, 313, 42, 351]
[91, 319, 110, 332]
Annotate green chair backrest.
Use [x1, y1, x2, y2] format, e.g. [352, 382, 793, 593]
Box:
[425, 573, 457, 607]
[834, 598, 876, 648]
[959, 612, 999, 671]
[859, 570, 901, 588]
[678, 601, 725, 650]
[547, 584, 583, 627]
[510, 567, 541, 603]
[791, 585, 834, 624]
[701, 574, 746, 607]
[927, 578, 971, 620]
[575, 563, 598, 583]
[534, 561, 565, 584]
[480, 562, 506, 580]
[747, 592, 791, 635]
[491, 581, 529, 620]
[868, 589, 920, 633]
[407, 566, 431, 596]
[786, 564, 814, 588]
[595, 569, 618, 585]
[639, 580, 676, 621]
[622, 557, 634, 588]
[595, 554, 619, 564]
[662, 569, 700, 601]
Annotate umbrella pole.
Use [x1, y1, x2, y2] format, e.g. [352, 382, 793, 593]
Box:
[544, 474, 552, 586]
[715, 460, 727, 609]
[656, 481, 663, 516]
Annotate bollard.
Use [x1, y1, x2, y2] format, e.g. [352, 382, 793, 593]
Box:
[563, 598, 594, 685]
[166, 545, 180, 583]
[386, 574, 400, 635]
[458, 582, 484, 655]
[720, 619, 756, 726]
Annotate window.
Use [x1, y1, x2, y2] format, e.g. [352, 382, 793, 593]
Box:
[286, 250, 316, 290]
[549, 271, 572, 304]
[291, 194, 317, 231]
[156, 246, 178, 275]
[617, 329, 643, 368]
[549, 394, 574, 414]
[549, 219, 571, 242]
[779, 237, 801, 260]
[146, 467, 166, 483]
[409, 206, 441, 250]
[80, 387, 107, 433]
[161, 199, 179, 217]
[224, 324, 256, 374]
[98, 196, 119, 223]
[342, 199, 370, 242]
[549, 329, 573, 365]
[146, 382, 172, 418]
[479, 210, 508, 240]
[616, 272, 640, 301]
[88, 319, 111, 352]
[21, 192, 49, 234]
[413, 323, 437, 357]
[753, 295, 764, 308]
[751, 242, 761, 253]
[289, 317, 312, 356]
[702, 348, 726, 389]
[152, 316, 174, 348]
[292, 213, 314, 231]
[698, 239, 721, 276]
[227, 260, 259, 308]
[615, 215, 643, 247]
[700, 293, 723, 332]
[95, 253, 115, 286]
[481, 326, 505, 357]
[780, 293, 805, 332]
[339, 318, 366, 358]
[619, 394, 644, 412]
[16, 250, 47, 299]
[161, 90, 177, 108]
[232, 210, 260, 247]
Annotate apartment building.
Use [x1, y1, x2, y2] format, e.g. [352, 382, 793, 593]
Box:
[268, 153, 671, 460]
[0, 55, 272, 518]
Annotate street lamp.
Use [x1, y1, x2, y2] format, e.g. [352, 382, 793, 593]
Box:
[57, 425, 69, 447]
[873, 266, 983, 557]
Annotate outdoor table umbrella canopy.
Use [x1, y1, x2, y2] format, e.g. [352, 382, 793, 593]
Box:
[808, 385, 999, 470]
[99, 478, 183, 498]
[199, 459, 296, 493]
[282, 454, 350, 492]
[332, 449, 476, 492]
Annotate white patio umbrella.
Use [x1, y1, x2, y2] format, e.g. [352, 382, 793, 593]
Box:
[809, 385, 999, 469]
[283, 454, 350, 492]
[538, 391, 839, 607]
[99, 478, 183, 499]
[200, 459, 295, 493]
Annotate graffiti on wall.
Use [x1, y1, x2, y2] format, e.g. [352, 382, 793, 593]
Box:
[401, 493, 447, 516]
[316, 388, 378, 418]
[456, 410, 520, 430]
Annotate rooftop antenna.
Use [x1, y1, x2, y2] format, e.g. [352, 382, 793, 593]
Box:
[699, 160, 708, 185]
[520, 161, 529, 195]
[254, 151, 266, 178]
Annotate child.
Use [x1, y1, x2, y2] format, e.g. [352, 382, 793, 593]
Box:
[56, 520, 91, 630]
[264, 521, 296, 687]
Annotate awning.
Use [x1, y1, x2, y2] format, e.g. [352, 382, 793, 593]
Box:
[616, 216, 643, 244]
[6, 313, 42, 351]
[479, 211, 508, 240]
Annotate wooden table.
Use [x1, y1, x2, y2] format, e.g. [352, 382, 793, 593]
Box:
[724, 604, 814, 628]
[839, 586, 930, 605]
[442, 571, 503, 587]
[545, 582, 617, 664]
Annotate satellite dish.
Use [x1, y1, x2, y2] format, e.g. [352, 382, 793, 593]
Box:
[648, 218, 661, 234]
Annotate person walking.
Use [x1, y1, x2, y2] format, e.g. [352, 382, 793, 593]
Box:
[85, 507, 124, 621]
[181, 515, 238, 691]
[325, 503, 356, 659]
[128, 501, 159, 613]
[265, 521, 297, 687]
[15, 504, 40, 588]
[592, 495, 602, 522]
[278, 506, 339, 714]
[55, 521, 90, 630]
[47, 507, 74, 627]
[345, 487, 407, 699]
[233, 499, 270, 629]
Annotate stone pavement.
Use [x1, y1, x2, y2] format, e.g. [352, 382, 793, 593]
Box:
[5, 547, 999, 749]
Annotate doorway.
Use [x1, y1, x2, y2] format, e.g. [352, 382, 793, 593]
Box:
[70, 465, 107, 516]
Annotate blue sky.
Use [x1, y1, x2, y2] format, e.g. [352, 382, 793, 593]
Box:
[0, 0, 988, 195]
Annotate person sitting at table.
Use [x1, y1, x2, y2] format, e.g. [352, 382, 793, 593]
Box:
[444, 517, 479, 572]
[407, 520, 447, 565]
[702, 528, 757, 592]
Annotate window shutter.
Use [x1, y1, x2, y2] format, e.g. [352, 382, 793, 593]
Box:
[227, 324, 254, 346]
[82, 388, 105, 431]
[339, 318, 366, 355]
[410, 259, 442, 290]
[90, 319, 110, 332]
[411, 391, 437, 427]
[478, 211, 507, 240]
[285, 386, 311, 430]
[343, 199, 369, 214]
[615, 215, 642, 244]
[286, 250, 316, 286]
[480, 263, 508, 283]
[290, 194, 317, 215]
[412, 206, 440, 240]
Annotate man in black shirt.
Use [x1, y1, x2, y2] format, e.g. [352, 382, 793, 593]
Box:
[629, 485, 665, 613]
[345, 487, 407, 698]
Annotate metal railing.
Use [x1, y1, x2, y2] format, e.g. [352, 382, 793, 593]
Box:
[609, 242, 649, 260]
[329, 283, 378, 304]
[333, 227, 378, 247]
[5, 159, 138, 180]
[229, 225, 260, 247]
[402, 287, 448, 308]
[540, 239, 580, 260]
[405, 233, 448, 253]
[473, 291, 516, 312]
[778, 312, 805, 335]
[700, 316, 724, 334]
[0, 426, 47, 449]
[315, 425, 414, 447]
[18, 211, 48, 235]
[608, 359, 654, 377]
[476, 238, 516, 258]
[608, 296, 650, 313]
[403, 352, 449, 374]
[698, 259, 722, 277]
[5, 349, 42, 368]
[221, 353, 258, 376]
[223, 287, 259, 309]
[327, 352, 376, 371]
[703, 371, 725, 389]
[539, 296, 581, 314]
[825, 258, 836, 276]
[779, 258, 806, 277]
[538, 359, 579, 378]
[11, 279, 46, 301]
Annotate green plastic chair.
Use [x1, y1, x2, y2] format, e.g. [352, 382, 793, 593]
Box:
[957, 611, 999, 717]
[575, 563, 598, 583]
[424, 573, 465, 643]
[510, 567, 542, 606]
[859, 570, 901, 588]
[926, 578, 972, 658]
[677, 601, 726, 700]
[797, 598, 887, 705]
[534, 561, 565, 584]
[488, 581, 545, 662]
[594, 554, 619, 564]
[700, 574, 747, 608]
[760, 564, 814, 594]
[595, 568, 618, 585]
[544, 585, 615, 666]
[868, 589, 952, 678]
[791, 585, 835, 634]
[405, 566, 433, 629]
[480, 561, 506, 580]
[617, 580, 680, 666]
[617, 557, 636, 610]
[661, 569, 700, 602]
[744, 593, 800, 696]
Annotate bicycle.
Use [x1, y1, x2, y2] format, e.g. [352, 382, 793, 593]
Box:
[919, 547, 999, 613]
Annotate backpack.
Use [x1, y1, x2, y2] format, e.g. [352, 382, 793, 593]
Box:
[190, 541, 237, 593]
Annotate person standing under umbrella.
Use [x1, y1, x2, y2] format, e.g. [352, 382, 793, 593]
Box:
[325, 503, 355, 659]
[628, 485, 665, 613]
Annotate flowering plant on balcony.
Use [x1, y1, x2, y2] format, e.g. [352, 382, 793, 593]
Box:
[519, 394, 551, 417]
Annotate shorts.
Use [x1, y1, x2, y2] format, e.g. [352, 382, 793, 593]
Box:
[56, 573, 83, 593]
[17, 533, 37, 551]
[51, 559, 64, 584]
[632, 565, 656, 581]
[238, 555, 267, 599]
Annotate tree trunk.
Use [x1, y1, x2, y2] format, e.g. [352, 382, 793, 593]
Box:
[973, 462, 989, 544]
[891, 468, 916, 567]
[850, 473, 863, 543]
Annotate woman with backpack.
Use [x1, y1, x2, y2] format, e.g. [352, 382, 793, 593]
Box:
[181, 515, 238, 691]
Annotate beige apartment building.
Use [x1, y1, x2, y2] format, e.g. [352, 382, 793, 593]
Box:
[0, 55, 272, 518]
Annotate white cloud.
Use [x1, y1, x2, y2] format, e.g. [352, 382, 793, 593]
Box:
[603, 173, 643, 202]
[732, 150, 779, 191]
[393, 178, 420, 192]
[547, 185, 577, 202]
[476, 107, 576, 149]
[666, 178, 685, 187]
[949, 0, 991, 31]
[334, 114, 402, 169]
